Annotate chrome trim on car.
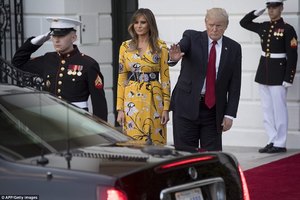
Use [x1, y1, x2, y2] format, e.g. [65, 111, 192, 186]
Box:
[160, 177, 226, 200]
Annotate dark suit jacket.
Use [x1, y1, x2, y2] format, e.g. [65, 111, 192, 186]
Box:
[170, 30, 242, 133]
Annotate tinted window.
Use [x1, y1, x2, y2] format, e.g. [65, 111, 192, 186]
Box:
[0, 92, 130, 159]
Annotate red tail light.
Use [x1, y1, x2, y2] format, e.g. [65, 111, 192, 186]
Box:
[238, 165, 250, 200]
[97, 187, 128, 200]
[156, 155, 215, 172]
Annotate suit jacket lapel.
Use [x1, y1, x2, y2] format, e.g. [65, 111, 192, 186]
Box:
[217, 37, 229, 79]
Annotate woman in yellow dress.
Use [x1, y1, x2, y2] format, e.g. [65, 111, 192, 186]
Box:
[116, 8, 170, 145]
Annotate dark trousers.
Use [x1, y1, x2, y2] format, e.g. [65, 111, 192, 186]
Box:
[173, 101, 222, 151]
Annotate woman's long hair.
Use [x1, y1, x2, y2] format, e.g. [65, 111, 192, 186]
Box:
[128, 8, 160, 53]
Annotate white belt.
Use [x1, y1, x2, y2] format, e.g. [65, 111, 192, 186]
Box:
[72, 101, 88, 108]
[262, 51, 286, 58]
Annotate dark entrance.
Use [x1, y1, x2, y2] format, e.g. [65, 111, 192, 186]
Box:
[111, 0, 138, 126]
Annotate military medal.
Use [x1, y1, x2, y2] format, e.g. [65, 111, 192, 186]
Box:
[77, 65, 83, 76]
[68, 65, 83, 76]
[46, 80, 51, 88]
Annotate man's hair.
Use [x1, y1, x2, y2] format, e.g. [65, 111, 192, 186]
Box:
[205, 8, 229, 26]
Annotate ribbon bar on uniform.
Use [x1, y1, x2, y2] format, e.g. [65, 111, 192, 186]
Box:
[262, 51, 287, 58]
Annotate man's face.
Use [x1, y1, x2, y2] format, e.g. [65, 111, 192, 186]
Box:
[205, 17, 227, 41]
[51, 31, 77, 54]
[267, 5, 283, 21]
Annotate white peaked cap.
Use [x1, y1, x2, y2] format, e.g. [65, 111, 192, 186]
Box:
[46, 17, 81, 36]
[266, 0, 286, 4]
[46, 17, 81, 29]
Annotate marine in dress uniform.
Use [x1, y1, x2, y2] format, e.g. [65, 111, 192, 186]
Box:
[240, 0, 298, 153]
[12, 17, 108, 121]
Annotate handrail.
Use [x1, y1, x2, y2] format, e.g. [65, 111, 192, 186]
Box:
[0, 56, 43, 90]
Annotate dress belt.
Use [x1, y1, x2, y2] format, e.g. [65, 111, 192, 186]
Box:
[72, 101, 88, 108]
[261, 51, 287, 58]
[128, 71, 159, 82]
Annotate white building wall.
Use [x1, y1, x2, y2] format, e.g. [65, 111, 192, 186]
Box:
[139, 0, 300, 148]
[22, 0, 115, 125]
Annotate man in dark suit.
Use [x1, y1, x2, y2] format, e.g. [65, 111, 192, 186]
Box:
[169, 8, 242, 151]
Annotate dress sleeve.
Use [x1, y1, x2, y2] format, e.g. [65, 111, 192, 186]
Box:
[159, 41, 171, 111]
[116, 42, 128, 111]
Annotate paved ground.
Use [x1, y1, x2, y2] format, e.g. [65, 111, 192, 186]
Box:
[223, 146, 300, 170]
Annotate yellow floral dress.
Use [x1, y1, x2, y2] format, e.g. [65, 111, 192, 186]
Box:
[116, 39, 170, 145]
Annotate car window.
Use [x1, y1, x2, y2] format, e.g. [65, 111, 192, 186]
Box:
[0, 92, 130, 159]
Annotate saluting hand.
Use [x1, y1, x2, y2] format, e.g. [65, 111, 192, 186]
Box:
[31, 31, 51, 46]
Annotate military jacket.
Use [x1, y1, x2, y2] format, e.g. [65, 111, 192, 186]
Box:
[12, 38, 108, 121]
[240, 11, 298, 85]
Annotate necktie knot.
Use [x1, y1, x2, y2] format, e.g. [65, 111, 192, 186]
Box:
[211, 40, 217, 46]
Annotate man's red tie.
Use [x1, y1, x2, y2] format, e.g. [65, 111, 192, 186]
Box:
[205, 41, 217, 109]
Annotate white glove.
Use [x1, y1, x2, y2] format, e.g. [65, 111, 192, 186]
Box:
[282, 81, 292, 88]
[31, 31, 51, 45]
[254, 8, 266, 16]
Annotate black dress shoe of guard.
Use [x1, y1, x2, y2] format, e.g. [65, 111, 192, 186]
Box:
[267, 146, 287, 153]
[258, 143, 274, 153]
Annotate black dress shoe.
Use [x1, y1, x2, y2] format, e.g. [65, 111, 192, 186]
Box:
[267, 146, 287, 153]
[258, 143, 274, 153]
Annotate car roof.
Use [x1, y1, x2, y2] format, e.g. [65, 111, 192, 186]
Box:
[0, 83, 37, 96]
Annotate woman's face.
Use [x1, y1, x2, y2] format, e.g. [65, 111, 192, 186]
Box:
[133, 15, 149, 37]
[51, 32, 77, 54]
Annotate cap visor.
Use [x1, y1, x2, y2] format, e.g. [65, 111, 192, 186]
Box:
[50, 28, 74, 36]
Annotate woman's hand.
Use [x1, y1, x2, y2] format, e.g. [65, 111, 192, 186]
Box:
[117, 110, 125, 126]
[161, 110, 170, 125]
